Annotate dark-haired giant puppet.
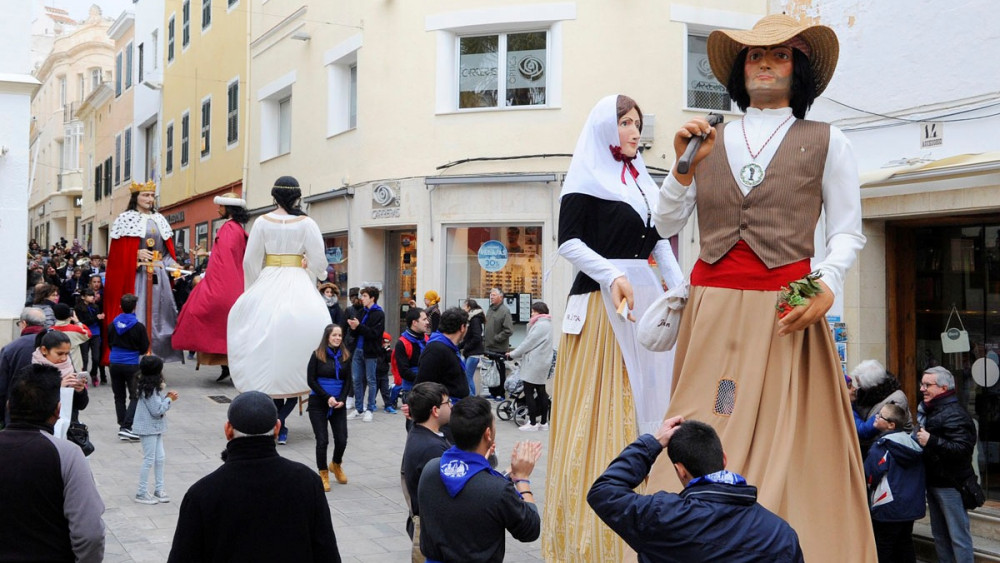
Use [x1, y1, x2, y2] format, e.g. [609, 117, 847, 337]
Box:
[103, 181, 183, 363]
[227, 177, 330, 397]
[171, 193, 249, 380]
[647, 15, 874, 562]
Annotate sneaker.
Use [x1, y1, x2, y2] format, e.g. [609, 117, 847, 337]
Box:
[362, 410, 373, 422]
[153, 491, 171, 503]
[134, 494, 158, 505]
[384, 406, 397, 414]
[345, 397, 355, 411]
[347, 410, 361, 420]
[277, 427, 288, 445]
[493, 396, 505, 403]
[518, 423, 539, 432]
[538, 423, 549, 430]
[118, 428, 140, 441]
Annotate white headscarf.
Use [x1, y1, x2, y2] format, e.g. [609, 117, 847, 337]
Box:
[560, 94, 659, 222]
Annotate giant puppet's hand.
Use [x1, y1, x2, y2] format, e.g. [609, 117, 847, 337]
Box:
[777, 279, 834, 336]
[671, 117, 717, 186]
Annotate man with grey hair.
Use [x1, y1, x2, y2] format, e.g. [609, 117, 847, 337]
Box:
[916, 366, 977, 563]
[168, 391, 341, 562]
[0, 307, 48, 426]
[483, 287, 513, 399]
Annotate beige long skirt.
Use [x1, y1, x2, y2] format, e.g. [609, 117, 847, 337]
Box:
[645, 286, 877, 562]
[542, 292, 639, 562]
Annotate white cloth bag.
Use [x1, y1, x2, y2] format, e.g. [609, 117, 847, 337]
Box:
[637, 280, 689, 352]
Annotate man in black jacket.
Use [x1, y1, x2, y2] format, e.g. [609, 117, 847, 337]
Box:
[0, 307, 46, 427]
[168, 391, 341, 562]
[347, 286, 385, 422]
[0, 364, 106, 562]
[416, 307, 469, 401]
[916, 366, 977, 563]
[400, 382, 452, 561]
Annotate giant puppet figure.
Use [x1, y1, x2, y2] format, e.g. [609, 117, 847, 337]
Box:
[646, 15, 876, 562]
[103, 181, 183, 363]
[171, 193, 249, 381]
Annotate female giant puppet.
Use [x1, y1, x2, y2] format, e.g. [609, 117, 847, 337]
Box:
[647, 15, 876, 561]
[543, 94, 682, 561]
[171, 193, 249, 381]
[102, 181, 183, 363]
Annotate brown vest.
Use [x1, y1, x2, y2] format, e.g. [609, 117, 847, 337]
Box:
[695, 119, 830, 269]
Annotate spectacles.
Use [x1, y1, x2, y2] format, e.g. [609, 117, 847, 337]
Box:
[919, 381, 938, 389]
[439, 400, 451, 408]
[875, 412, 887, 421]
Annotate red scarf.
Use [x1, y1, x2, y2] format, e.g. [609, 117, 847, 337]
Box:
[609, 145, 639, 184]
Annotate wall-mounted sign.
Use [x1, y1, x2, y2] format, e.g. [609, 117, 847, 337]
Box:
[921, 122, 943, 148]
[165, 211, 185, 224]
[478, 240, 508, 272]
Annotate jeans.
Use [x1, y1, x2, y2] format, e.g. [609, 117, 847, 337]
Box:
[872, 519, 916, 563]
[308, 399, 348, 470]
[523, 381, 550, 425]
[351, 354, 378, 413]
[376, 371, 392, 408]
[137, 434, 165, 496]
[927, 486, 974, 563]
[274, 398, 297, 432]
[110, 363, 139, 429]
[464, 356, 480, 396]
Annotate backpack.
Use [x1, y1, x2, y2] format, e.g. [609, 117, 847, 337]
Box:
[390, 333, 425, 385]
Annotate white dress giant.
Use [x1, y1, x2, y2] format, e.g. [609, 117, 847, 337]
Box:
[227, 212, 330, 397]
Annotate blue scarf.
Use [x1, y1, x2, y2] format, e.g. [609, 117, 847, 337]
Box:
[354, 303, 383, 352]
[314, 347, 344, 417]
[428, 331, 462, 364]
[438, 446, 505, 498]
[686, 470, 747, 488]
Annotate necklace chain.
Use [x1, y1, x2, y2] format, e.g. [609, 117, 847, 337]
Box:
[741, 114, 794, 160]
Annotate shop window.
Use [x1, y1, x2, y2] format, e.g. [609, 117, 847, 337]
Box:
[174, 227, 189, 259]
[211, 217, 225, 248]
[194, 222, 209, 264]
[685, 32, 735, 112]
[444, 225, 542, 312]
[323, 233, 349, 295]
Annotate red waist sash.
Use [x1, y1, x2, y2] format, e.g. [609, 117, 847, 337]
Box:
[691, 240, 811, 291]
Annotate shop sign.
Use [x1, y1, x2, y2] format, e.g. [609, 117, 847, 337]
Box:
[372, 182, 401, 219]
[478, 240, 508, 272]
[165, 211, 185, 224]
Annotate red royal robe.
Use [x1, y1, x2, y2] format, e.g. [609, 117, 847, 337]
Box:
[171, 220, 248, 355]
[101, 234, 177, 365]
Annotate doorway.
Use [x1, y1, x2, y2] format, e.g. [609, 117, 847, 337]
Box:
[385, 229, 418, 337]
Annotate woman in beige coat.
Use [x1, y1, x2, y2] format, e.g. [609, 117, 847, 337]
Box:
[506, 302, 553, 431]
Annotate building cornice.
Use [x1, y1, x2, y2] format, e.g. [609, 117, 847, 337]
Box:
[0, 73, 41, 96]
[77, 83, 114, 118]
[108, 11, 135, 41]
[34, 40, 114, 82]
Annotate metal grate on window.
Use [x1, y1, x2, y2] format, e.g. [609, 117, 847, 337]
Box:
[688, 90, 732, 112]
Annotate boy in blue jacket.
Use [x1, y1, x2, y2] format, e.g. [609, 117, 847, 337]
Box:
[864, 403, 926, 562]
[108, 293, 149, 441]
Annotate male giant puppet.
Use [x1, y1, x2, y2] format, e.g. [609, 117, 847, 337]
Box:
[171, 193, 249, 381]
[646, 15, 876, 562]
[103, 181, 183, 363]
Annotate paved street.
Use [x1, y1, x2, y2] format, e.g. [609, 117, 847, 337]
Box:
[86, 359, 548, 562]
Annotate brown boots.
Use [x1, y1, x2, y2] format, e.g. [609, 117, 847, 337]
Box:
[319, 469, 331, 492]
[329, 462, 347, 484]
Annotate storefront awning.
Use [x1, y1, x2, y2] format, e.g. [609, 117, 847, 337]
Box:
[861, 152, 1000, 187]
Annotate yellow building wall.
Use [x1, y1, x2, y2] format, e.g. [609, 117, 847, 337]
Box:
[160, 0, 247, 207]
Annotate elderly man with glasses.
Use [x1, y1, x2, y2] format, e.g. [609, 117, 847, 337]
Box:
[0, 307, 48, 427]
[916, 366, 978, 563]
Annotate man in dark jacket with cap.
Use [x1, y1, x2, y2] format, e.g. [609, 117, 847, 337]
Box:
[168, 391, 341, 562]
[0, 307, 47, 426]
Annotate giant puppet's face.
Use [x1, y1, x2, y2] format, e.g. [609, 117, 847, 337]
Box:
[744, 46, 794, 106]
[617, 108, 641, 158]
[136, 191, 156, 212]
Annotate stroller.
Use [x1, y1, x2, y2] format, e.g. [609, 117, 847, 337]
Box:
[495, 365, 530, 427]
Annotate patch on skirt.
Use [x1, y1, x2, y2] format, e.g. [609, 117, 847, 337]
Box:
[715, 379, 736, 416]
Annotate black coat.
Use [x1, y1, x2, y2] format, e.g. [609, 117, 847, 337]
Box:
[416, 340, 469, 399]
[461, 310, 485, 358]
[917, 393, 977, 488]
[349, 306, 385, 359]
[168, 436, 341, 562]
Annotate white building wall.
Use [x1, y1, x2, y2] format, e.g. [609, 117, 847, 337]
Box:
[0, 0, 41, 343]
[134, 0, 164, 184]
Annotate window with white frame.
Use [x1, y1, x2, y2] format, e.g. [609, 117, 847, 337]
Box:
[324, 35, 361, 137]
[91, 68, 101, 89]
[202, 0, 212, 30]
[168, 16, 175, 62]
[125, 42, 133, 89]
[115, 52, 122, 96]
[78, 73, 85, 101]
[182, 1, 190, 48]
[227, 78, 238, 146]
[63, 123, 82, 170]
[114, 133, 121, 185]
[201, 97, 211, 157]
[258, 72, 295, 160]
[458, 32, 547, 109]
[426, 3, 574, 114]
[181, 111, 190, 167]
[686, 32, 733, 111]
[124, 127, 132, 181]
[59, 76, 67, 106]
[165, 122, 174, 174]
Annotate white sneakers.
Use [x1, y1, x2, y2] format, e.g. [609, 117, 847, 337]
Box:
[518, 423, 539, 432]
[347, 410, 360, 420]
[362, 410, 373, 423]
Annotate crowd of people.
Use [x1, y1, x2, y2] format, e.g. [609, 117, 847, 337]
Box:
[0, 13, 991, 563]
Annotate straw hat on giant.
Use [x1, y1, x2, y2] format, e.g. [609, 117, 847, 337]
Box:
[707, 14, 839, 96]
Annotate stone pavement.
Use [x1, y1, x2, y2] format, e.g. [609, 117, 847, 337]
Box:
[85, 359, 548, 562]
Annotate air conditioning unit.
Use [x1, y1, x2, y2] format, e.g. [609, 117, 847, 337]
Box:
[638, 114, 655, 152]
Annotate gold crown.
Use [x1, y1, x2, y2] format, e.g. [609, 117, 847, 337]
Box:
[129, 180, 157, 194]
